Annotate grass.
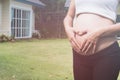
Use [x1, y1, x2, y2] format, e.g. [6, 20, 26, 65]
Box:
[0, 39, 73, 80]
[0, 39, 119, 80]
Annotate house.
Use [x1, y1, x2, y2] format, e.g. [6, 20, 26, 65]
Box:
[64, 0, 70, 8]
[0, 0, 45, 39]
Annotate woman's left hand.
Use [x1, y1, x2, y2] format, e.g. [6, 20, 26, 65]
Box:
[78, 29, 103, 55]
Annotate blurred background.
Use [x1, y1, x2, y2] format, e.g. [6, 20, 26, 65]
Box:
[34, 0, 67, 39]
[0, 0, 68, 40]
[1, 0, 120, 40]
[0, 0, 120, 80]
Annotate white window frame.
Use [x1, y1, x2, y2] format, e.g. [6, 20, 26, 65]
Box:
[10, 5, 32, 39]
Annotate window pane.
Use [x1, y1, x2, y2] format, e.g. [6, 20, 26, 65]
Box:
[17, 9, 21, 18]
[22, 10, 30, 19]
[11, 8, 30, 38]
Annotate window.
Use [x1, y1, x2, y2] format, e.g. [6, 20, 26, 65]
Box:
[11, 8, 31, 38]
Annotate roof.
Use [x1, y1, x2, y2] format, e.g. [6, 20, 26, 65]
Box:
[15, 0, 45, 7]
[65, 0, 70, 7]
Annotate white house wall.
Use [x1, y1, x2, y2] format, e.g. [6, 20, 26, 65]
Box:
[11, 0, 33, 10]
[11, 0, 35, 38]
[0, 0, 35, 37]
[1, 0, 11, 36]
[32, 11, 35, 32]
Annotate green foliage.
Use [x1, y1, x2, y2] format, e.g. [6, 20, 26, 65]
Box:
[0, 34, 15, 42]
[32, 30, 41, 39]
[40, 0, 66, 11]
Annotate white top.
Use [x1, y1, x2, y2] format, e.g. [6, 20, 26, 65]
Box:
[75, 0, 119, 22]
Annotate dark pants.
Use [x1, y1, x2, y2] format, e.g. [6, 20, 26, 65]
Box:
[73, 42, 120, 80]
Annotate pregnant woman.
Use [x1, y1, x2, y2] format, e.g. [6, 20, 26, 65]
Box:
[63, 0, 120, 80]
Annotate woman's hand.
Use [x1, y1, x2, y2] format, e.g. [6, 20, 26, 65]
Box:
[65, 27, 87, 53]
[79, 29, 103, 55]
[65, 27, 80, 52]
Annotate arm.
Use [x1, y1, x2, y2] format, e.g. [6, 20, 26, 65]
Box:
[63, 0, 75, 30]
[63, 0, 81, 52]
[80, 23, 120, 54]
[99, 23, 120, 38]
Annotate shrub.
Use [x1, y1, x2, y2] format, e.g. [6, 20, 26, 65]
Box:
[0, 34, 15, 42]
[32, 30, 41, 39]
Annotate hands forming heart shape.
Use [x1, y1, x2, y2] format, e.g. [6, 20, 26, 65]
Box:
[67, 27, 102, 55]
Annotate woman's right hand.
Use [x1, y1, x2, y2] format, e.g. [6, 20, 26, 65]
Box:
[65, 27, 80, 52]
[65, 27, 87, 53]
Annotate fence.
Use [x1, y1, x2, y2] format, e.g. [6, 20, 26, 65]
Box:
[35, 10, 67, 38]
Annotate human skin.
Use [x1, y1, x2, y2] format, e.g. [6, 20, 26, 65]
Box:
[63, 0, 120, 55]
[74, 13, 116, 55]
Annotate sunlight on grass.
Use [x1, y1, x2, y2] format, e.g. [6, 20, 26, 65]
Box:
[118, 76, 120, 80]
[0, 39, 73, 80]
[0, 39, 120, 80]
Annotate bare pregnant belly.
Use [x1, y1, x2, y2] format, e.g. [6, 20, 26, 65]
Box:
[74, 13, 117, 54]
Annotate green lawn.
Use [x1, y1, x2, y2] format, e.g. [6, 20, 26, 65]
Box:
[0, 39, 119, 80]
[0, 39, 73, 80]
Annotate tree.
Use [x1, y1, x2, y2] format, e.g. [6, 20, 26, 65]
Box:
[40, 0, 66, 11]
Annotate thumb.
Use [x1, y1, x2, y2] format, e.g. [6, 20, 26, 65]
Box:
[72, 28, 79, 34]
[78, 30, 87, 36]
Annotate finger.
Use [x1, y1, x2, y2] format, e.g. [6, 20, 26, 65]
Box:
[71, 40, 80, 52]
[73, 47, 79, 53]
[92, 42, 97, 54]
[71, 37, 81, 49]
[80, 38, 87, 49]
[84, 42, 93, 54]
[71, 43, 78, 52]
[73, 28, 87, 36]
[72, 28, 78, 34]
[75, 35, 82, 49]
[78, 31, 87, 36]
[81, 40, 90, 52]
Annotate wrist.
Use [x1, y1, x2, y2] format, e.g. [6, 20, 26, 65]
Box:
[65, 26, 73, 31]
[93, 28, 106, 39]
[98, 27, 111, 38]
